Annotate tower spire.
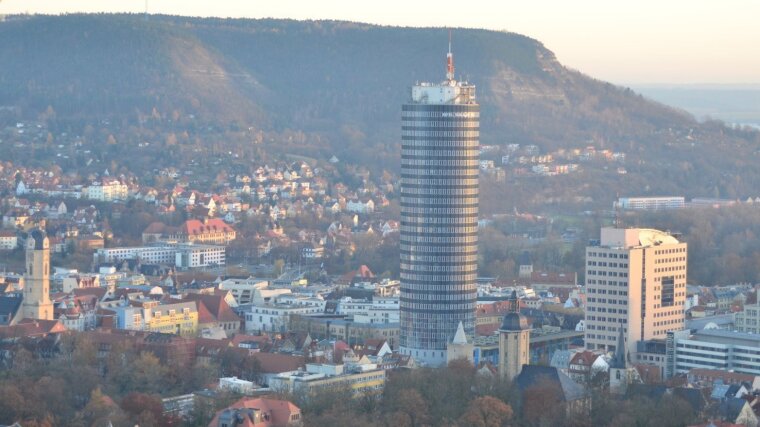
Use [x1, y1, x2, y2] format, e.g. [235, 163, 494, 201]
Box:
[446, 30, 455, 81]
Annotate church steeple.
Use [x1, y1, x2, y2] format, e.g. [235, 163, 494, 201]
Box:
[610, 325, 626, 369]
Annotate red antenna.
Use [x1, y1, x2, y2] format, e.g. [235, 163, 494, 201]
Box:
[446, 29, 455, 81]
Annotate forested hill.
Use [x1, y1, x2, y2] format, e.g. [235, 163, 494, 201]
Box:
[1, 14, 759, 206]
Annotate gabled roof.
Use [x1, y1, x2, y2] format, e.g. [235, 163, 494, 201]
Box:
[0, 319, 66, 339]
[0, 295, 23, 318]
[719, 398, 751, 422]
[569, 350, 599, 368]
[515, 365, 586, 402]
[209, 397, 300, 427]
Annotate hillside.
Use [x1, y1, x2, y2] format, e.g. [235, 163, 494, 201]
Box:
[1, 14, 758, 212]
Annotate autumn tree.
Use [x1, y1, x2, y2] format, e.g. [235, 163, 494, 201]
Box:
[459, 396, 514, 427]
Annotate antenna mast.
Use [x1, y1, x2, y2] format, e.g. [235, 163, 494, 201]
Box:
[446, 29, 455, 81]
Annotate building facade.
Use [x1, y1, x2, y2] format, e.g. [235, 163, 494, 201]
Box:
[94, 243, 225, 269]
[735, 303, 760, 334]
[399, 45, 479, 366]
[666, 329, 760, 377]
[585, 228, 687, 357]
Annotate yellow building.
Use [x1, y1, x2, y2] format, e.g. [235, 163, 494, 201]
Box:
[270, 359, 385, 398]
[139, 300, 198, 337]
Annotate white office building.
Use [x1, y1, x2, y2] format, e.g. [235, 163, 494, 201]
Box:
[94, 243, 225, 268]
[667, 329, 760, 377]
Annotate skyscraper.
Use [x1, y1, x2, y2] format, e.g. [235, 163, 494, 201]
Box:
[585, 227, 687, 358]
[399, 41, 479, 366]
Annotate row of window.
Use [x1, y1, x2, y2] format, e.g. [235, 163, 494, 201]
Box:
[587, 280, 628, 286]
[401, 177, 478, 186]
[401, 188, 478, 196]
[655, 247, 686, 255]
[401, 130, 480, 138]
[587, 288, 628, 296]
[401, 159, 479, 167]
[587, 252, 629, 259]
[587, 270, 628, 277]
[587, 261, 629, 268]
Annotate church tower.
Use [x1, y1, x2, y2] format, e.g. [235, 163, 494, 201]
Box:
[21, 229, 53, 320]
[609, 325, 640, 394]
[499, 291, 530, 380]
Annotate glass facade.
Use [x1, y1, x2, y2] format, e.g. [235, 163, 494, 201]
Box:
[399, 98, 479, 365]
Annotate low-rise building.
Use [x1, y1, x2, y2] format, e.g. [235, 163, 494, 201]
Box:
[94, 243, 226, 269]
[219, 277, 269, 305]
[269, 361, 385, 398]
[108, 299, 199, 337]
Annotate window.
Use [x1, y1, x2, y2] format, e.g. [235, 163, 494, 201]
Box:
[661, 276, 675, 307]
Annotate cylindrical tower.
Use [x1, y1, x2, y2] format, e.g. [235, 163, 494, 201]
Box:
[399, 53, 479, 366]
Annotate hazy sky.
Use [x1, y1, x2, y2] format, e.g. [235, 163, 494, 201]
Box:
[2, 0, 759, 84]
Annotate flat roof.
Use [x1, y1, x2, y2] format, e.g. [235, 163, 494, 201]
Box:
[691, 329, 760, 347]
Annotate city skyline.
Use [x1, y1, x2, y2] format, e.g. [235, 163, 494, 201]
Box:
[1, 0, 758, 85]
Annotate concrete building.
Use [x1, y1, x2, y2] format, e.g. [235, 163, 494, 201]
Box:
[243, 295, 325, 333]
[289, 314, 399, 348]
[218, 277, 269, 305]
[21, 230, 54, 320]
[585, 228, 687, 358]
[735, 303, 760, 334]
[667, 329, 760, 377]
[399, 42, 479, 366]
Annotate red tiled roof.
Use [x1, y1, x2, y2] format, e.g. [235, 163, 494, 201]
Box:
[184, 294, 242, 324]
[0, 319, 66, 339]
[251, 352, 305, 374]
[569, 350, 599, 367]
[209, 397, 300, 427]
[182, 218, 235, 236]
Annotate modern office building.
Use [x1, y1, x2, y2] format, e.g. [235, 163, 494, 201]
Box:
[399, 42, 479, 366]
[585, 228, 687, 357]
[666, 329, 760, 377]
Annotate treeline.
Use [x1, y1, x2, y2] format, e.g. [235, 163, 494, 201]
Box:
[0, 333, 223, 427]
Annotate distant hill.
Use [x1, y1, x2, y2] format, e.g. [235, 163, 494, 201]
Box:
[1, 14, 759, 211]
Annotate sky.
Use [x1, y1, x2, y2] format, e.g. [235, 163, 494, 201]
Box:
[2, 0, 759, 85]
